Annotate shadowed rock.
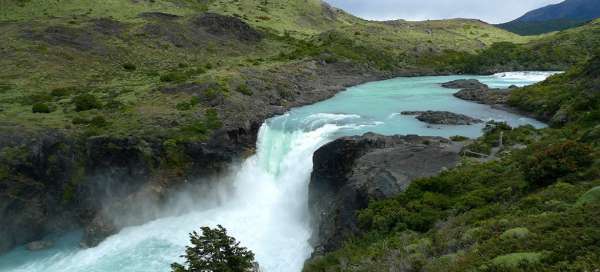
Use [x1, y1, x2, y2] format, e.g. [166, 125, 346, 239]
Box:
[139, 12, 181, 20]
[442, 79, 512, 105]
[401, 110, 483, 125]
[191, 13, 263, 42]
[309, 133, 463, 254]
[25, 240, 54, 251]
[441, 79, 488, 90]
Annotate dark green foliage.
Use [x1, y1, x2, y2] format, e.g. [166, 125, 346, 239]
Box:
[89, 116, 109, 127]
[235, 84, 253, 96]
[32, 103, 51, 113]
[498, 19, 587, 36]
[73, 94, 101, 111]
[306, 52, 600, 272]
[421, 25, 600, 74]
[171, 225, 255, 272]
[205, 108, 222, 130]
[160, 72, 188, 83]
[50, 87, 76, 97]
[22, 92, 52, 105]
[176, 97, 201, 111]
[122, 63, 137, 71]
[273, 30, 399, 71]
[509, 55, 600, 125]
[72, 115, 109, 127]
[521, 140, 593, 186]
[449, 135, 469, 142]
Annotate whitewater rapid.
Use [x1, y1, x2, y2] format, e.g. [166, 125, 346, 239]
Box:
[0, 72, 556, 272]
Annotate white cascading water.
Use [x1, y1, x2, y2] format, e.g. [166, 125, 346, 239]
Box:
[0, 113, 364, 272]
[0, 73, 556, 272]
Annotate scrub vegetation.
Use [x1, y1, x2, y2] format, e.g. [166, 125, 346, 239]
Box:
[0, 0, 599, 269]
[304, 54, 600, 272]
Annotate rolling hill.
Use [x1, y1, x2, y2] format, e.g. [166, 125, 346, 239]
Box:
[498, 0, 600, 35]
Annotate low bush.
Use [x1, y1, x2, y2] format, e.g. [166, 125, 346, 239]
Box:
[236, 84, 253, 96]
[160, 72, 188, 83]
[32, 103, 51, 113]
[122, 63, 137, 71]
[73, 94, 101, 111]
[521, 140, 592, 186]
[50, 87, 76, 97]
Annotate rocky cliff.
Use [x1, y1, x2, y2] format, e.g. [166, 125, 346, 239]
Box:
[308, 133, 464, 255]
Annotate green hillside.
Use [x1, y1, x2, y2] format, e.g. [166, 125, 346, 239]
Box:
[497, 18, 587, 36]
[1, 0, 599, 263]
[422, 19, 600, 73]
[305, 53, 600, 272]
[0, 0, 528, 138]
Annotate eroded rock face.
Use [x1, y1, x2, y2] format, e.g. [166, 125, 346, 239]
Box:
[309, 133, 463, 255]
[191, 13, 263, 42]
[401, 111, 482, 125]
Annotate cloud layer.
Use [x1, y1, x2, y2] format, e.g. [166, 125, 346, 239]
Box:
[324, 0, 564, 24]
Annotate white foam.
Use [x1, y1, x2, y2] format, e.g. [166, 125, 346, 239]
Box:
[492, 71, 562, 82]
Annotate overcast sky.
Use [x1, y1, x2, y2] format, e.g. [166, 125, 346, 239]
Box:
[323, 0, 564, 24]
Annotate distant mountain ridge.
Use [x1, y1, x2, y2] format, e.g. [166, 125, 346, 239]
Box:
[498, 0, 600, 35]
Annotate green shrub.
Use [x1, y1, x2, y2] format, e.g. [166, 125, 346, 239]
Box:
[32, 103, 51, 113]
[576, 186, 600, 206]
[450, 135, 469, 142]
[90, 116, 108, 127]
[50, 87, 75, 97]
[73, 94, 101, 111]
[236, 84, 253, 96]
[72, 117, 89, 125]
[521, 140, 593, 186]
[122, 63, 137, 71]
[160, 72, 188, 83]
[500, 227, 531, 240]
[205, 108, 222, 130]
[490, 252, 544, 268]
[171, 225, 255, 272]
[176, 102, 192, 111]
[23, 93, 52, 105]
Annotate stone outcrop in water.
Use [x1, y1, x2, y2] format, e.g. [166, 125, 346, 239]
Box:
[308, 133, 464, 254]
[25, 240, 54, 251]
[401, 110, 483, 125]
[442, 79, 511, 105]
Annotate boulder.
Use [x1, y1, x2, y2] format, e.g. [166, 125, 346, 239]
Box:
[401, 111, 483, 125]
[309, 133, 463, 254]
[441, 79, 488, 90]
[442, 79, 512, 105]
[25, 240, 54, 251]
[80, 214, 117, 248]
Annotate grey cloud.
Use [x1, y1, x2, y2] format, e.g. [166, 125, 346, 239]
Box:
[324, 0, 564, 24]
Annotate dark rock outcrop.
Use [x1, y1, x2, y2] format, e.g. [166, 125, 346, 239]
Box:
[401, 111, 483, 125]
[309, 133, 463, 254]
[0, 127, 255, 253]
[25, 240, 54, 251]
[191, 13, 263, 42]
[139, 12, 181, 20]
[443, 79, 512, 105]
[441, 79, 488, 90]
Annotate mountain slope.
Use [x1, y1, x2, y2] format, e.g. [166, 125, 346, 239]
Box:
[0, 0, 533, 254]
[498, 0, 600, 35]
[305, 51, 600, 272]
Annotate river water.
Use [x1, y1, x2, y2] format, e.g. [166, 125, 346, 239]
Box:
[0, 72, 556, 272]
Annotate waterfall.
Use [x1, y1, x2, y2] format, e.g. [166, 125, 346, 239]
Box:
[0, 73, 556, 272]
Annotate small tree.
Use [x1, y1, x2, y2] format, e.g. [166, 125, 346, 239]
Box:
[172, 225, 256, 272]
